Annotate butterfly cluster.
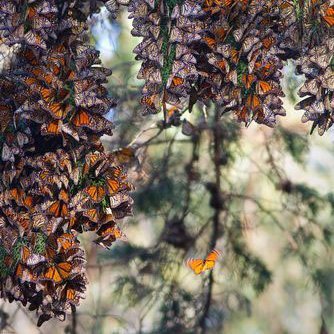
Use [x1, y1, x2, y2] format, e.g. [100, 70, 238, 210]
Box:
[123, 0, 334, 133]
[0, 0, 133, 325]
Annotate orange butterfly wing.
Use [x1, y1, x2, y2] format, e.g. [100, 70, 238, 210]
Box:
[59, 189, 69, 203]
[48, 200, 68, 217]
[44, 262, 72, 283]
[21, 246, 31, 263]
[323, 7, 334, 27]
[41, 120, 61, 135]
[203, 36, 216, 49]
[40, 87, 55, 103]
[256, 80, 272, 95]
[57, 233, 75, 251]
[186, 258, 205, 275]
[204, 249, 221, 270]
[106, 178, 120, 195]
[83, 208, 100, 223]
[171, 76, 184, 87]
[72, 109, 91, 127]
[85, 185, 106, 202]
[246, 94, 261, 112]
[242, 74, 256, 90]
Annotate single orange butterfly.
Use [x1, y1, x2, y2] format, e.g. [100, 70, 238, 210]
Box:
[84, 185, 106, 203]
[44, 262, 72, 284]
[186, 249, 221, 275]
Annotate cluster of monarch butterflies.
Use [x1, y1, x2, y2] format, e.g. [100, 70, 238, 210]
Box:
[0, 0, 133, 326]
[113, 0, 334, 133]
[0, 0, 333, 327]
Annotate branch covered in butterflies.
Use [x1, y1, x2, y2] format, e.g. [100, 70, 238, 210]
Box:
[121, 0, 334, 135]
[0, 0, 333, 329]
[0, 0, 134, 326]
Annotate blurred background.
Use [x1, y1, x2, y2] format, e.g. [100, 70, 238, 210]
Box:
[1, 8, 334, 334]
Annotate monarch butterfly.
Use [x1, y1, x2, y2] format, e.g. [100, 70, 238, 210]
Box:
[15, 263, 39, 283]
[9, 188, 23, 203]
[214, 27, 227, 41]
[112, 147, 135, 164]
[0, 104, 12, 133]
[22, 195, 34, 209]
[41, 120, 61, 136]
[214, 58, 227, 72]
[83, 208, 100, 223]
[32, 213, 47, 230]
[66, 288, 79, 302]
[57, 233, 76, 251]
[171, 76, 184, 87]
[24, 31, 46, 49]
[323, 6, 334, 27]
[39, 170, 58, 186]
[20, 49, 39, 65]
[95, 221, 127, 248]
[141, 94, 160, 109]
[26, 253, 46, 267]
[186, 249, 221, 275]
[59, 189, 69, 203]
[17, 215, 31, 232]
[61, 274, 86, 305]
[72, 109, 91, 127]
[109, 192, 131, 208]
[235, 107, 249, 125]
[32, 68, 53, 85]
[47, 200, 68, 218]
[242, 74, 256, 90]
[45, 102, 70, 120]
[22, 76, 37, 87]
[231, 49, 240, 64]
[20, 246, 31, 263]
[262, 36, 276, 49]
[255, 62, 274, 78]
[58, 153, 72, 173]
[256, 80, 273, 95]
[246, 94, 261, 112]
[44, 262, 72, 283]
[110, 166, 123, 178]
[106, 177, 121, 195]
[203, 36, 216, 49]
[39, 87, 55, 103]
[82, 153, 101, 175]
[84, 185, 106, 203]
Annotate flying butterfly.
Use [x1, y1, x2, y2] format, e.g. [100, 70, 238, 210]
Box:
[94, 221, 127, 249]
[186, 249, 221, 275]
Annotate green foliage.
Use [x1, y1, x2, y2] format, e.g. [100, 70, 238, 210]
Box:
[12, 239, 25, 267]
[229, 220, 272, 294]
[293, 183, 322, 215]
[113, 275, 154, 307]
[279, 127, 309, 164]
[0, 245, 10, 278]
[34, 233, 47, 255]
[134, 176, 186, 214]
[153, 286, 195, 334]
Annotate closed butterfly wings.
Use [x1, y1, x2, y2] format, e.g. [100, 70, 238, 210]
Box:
[186, 249, 221, 274]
